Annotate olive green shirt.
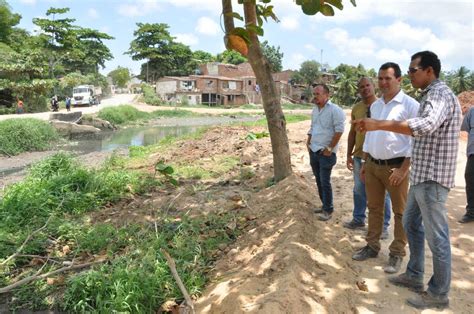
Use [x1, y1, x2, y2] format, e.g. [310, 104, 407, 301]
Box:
[350, 101, 370, 158]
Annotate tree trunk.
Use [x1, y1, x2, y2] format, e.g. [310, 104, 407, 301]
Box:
[222, 0, 292, 181]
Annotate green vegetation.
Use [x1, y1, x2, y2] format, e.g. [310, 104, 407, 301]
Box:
[0, 130, 244, 312]
[0, 5, 113, 112]
[174, 155, 240, 180]
[0, 118, 59, 155]
[97, 104, 199, 125]
[242, 113, 310, 127]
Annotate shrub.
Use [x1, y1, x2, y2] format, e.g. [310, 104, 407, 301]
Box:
[0, 118, 59, 155]
[98, 105, 147, 125]
[142, 84, 163, 106]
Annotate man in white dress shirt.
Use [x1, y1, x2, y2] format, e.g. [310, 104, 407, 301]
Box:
[352, 62, 419, 275]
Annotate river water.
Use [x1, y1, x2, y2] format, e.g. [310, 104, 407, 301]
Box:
[0, 116, 261, 180]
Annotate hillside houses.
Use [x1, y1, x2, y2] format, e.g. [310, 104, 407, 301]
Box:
[156, 62, 299, 106]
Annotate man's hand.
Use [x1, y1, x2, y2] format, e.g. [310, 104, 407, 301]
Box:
[346, 156, 354, 171]
[352, 118, 378, 132]
[389, 167, 408, 186]
[322, 148, 332, 156]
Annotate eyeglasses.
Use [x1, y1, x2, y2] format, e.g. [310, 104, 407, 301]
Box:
[407, 66, 423, 74]
[366, 107, 371, 118]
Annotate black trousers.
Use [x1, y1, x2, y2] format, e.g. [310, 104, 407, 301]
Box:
[465, 155, 474, 217]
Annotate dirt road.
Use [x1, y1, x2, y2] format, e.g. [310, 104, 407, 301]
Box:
[0, 93, 138, 121]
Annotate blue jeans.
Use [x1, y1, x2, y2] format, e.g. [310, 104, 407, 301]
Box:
[353, 157, 391, 229]
[403, 181, 451, 297]
[310, 150, 336, 213]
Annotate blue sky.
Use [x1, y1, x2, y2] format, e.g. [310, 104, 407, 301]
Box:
[8, 0, 474, 76]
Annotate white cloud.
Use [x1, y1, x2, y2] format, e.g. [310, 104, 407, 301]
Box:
[117, 4, 143, 17]
[117, 0, 162, 17]
[287, 53, 306, 70]
[375, 48, 411, 64]
[370, 20, 472, 68]
[174, 33, 199, 46]
[196, 17, 220, 36]
[371, 21, 437, 47]
[88, 8, 99, 19]
[19, 0, 36, 5]
[280, 16, 299, 30]
[304, 44, 321, 53]
[165, 0, 220, 14]
[324, 28, 377, 57]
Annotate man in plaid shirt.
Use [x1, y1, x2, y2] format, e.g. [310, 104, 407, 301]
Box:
[354, 51, 461, 310]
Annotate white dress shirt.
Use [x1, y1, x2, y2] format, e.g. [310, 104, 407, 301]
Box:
[363, 90, 419, 160]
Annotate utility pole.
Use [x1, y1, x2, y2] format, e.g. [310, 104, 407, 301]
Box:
[320, 49, 323, 67]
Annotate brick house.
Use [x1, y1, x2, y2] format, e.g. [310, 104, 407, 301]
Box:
[155, 62, 304, 106]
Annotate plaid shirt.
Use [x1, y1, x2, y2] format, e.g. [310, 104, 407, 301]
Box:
[407, 79, 461, 188]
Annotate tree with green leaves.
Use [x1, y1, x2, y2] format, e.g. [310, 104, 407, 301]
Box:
[298, 60, 321, 86]
[222, 0, 355, 181]
[0, 0, 21, 44]
[127, 23, 196, 81]
[216, 49, 247, 65]
[332, 73, 357, 107]
[261, 40, 283, 72]
[33, 7, 114, 77]
[447, 66, 472, 95]
[108, 67, 131, 88]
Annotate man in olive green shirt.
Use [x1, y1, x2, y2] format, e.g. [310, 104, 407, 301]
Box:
[345, 77, 391, 236]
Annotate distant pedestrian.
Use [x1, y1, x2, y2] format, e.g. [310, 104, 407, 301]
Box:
[65, 96, 71, 112]
[51, 95, 59, 112]
[16, 98, 24, 114]
[459, 105, 474, 223]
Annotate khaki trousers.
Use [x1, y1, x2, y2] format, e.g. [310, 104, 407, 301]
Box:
[365, 159, 408, 256]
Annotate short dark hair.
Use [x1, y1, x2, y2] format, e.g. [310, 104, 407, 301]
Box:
[379, 62, 402, 78]
[411, 50, 441, 78]
[312, 83, 330, 94]
[357, 77, 373, 88]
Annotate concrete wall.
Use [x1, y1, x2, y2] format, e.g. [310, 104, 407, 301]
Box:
[156, 81, 177, 97]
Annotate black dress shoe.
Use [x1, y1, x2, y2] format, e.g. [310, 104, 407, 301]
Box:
[352, 245, 378, 261]
[458, 214, 474, 223]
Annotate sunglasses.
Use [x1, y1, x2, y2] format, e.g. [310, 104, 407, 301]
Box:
[366, 107, 371, 118]
[407, 66, 423, 74]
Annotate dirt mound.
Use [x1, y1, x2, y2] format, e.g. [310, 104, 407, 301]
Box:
[195, 174, 362, 313]
[458, 91, 474, 108]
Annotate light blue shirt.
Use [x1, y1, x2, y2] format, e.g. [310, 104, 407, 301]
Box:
[462, 107, 474, 157]
[307, 101, 345, 153]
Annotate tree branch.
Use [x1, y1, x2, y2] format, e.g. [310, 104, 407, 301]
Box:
[222, 0, 235, 33]
[0, 260, 104, 294]
[1, 216, 52, 266]
[161, 249, 195, 314]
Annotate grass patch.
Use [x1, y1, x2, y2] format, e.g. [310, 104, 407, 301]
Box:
[98, 105, 201, 125]
[174, 156, 240, 180]
[0, 152, 153, 257]
[241, 113, 310, 127]
[281, 103, 313, 110]
[61, 212, 240, 313]
[97, 105, 148, 125]
[0, 118, 59, 156]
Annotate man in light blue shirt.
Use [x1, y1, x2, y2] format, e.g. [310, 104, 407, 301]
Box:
[306, 84, 345, 221]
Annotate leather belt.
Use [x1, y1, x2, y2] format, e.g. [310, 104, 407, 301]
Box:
[368, 155, 405, 166]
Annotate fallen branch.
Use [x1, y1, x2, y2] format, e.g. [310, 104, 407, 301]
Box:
[0, 260, 104, 294]
[1, 216, 52, 266]
[161, 249, 195, 314]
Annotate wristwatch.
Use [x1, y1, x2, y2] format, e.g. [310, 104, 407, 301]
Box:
[326, 146, 333, 153]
